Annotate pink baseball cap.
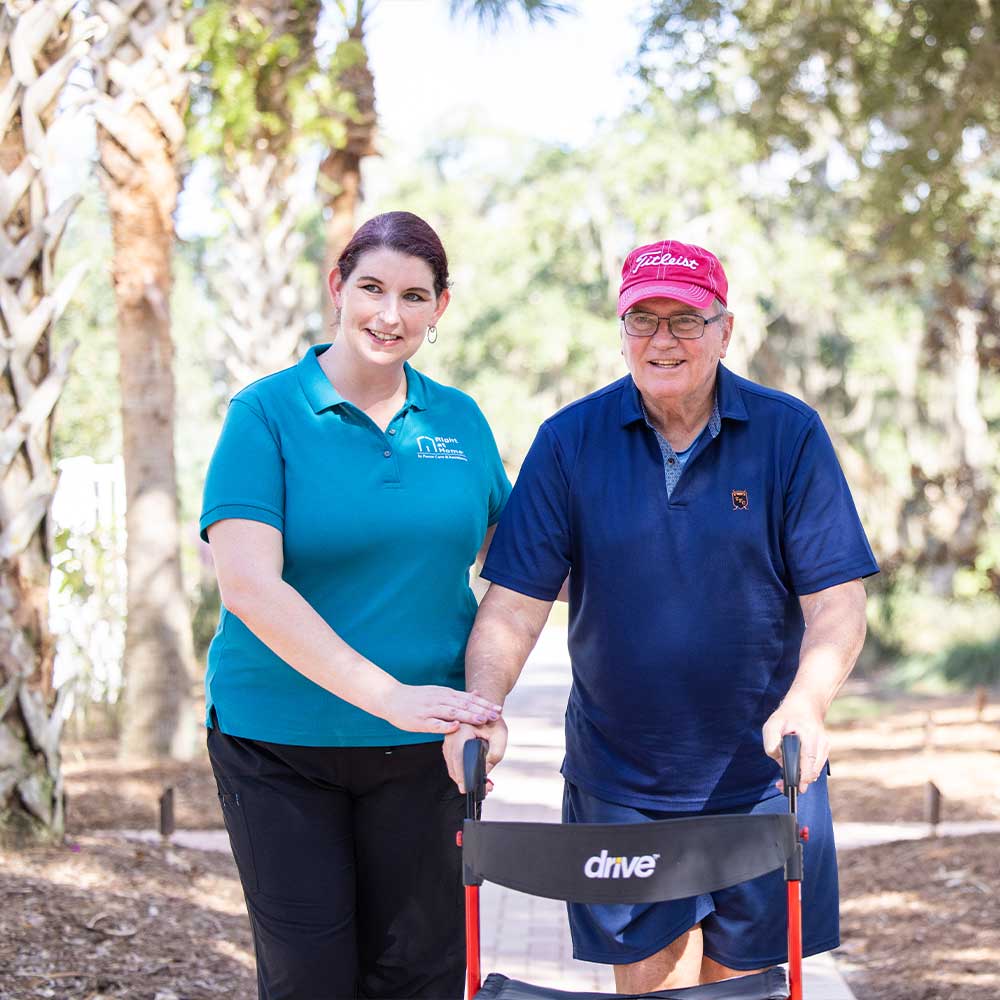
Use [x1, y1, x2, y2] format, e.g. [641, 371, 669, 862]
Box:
[618, 240, 728, 316]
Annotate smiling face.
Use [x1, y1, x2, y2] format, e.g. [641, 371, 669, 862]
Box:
[328, 247, 450, 369]
[621, 296, 733, 418]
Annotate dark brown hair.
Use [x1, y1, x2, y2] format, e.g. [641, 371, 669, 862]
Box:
[337, 211, 450, 298]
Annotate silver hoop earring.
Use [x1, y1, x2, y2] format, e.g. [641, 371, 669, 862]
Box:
[426, 325, 438, 344]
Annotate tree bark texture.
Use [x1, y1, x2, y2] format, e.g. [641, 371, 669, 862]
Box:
[93, 0, 198, 760]
[319, 2, 376, 331]
[215, 152, 314, 387]
[210, 0, 323, 386]
[0, 0, 95, 844]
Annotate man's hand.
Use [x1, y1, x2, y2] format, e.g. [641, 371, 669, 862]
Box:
[443, 717, 509, 793]
[762, 693, 829, 794]
[765, 579, 867, 794]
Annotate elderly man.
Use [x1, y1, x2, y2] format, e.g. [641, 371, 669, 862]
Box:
[444, 240, 878, 992]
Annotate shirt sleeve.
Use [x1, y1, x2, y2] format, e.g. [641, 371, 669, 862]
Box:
[782, 414, 879, 595]
[476, 407, 512, 525]
[200, 397, 285, 542]
[482, 423, 571, 601]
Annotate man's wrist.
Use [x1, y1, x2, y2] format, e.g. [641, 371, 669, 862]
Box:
[779, 687, 829, 719]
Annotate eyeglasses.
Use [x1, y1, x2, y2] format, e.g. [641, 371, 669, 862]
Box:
[622, 310, 725, 339]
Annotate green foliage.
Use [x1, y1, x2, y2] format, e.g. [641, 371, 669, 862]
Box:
[53, 526, 91, 602]
[639, 1, 999, 268]
[641, 0, 1000, 269]
[887, 634, 1000, 692]
[825, 694, 887, 726]
[50, 461, 127, 709]
[937, 636, 1000, 688]
[191, 579, 222, 661]
[188, 0, 358, 161]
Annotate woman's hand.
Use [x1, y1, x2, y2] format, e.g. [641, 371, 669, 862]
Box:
[381, 684, 502, 734]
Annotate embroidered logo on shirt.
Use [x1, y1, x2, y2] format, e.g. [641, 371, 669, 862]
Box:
[732, 489, 749, 510]
[416, 435, 468, 462]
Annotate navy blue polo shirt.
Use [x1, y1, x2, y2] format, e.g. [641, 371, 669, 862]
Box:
[200, 345, 511, 747]
[483, 365, 878, 810]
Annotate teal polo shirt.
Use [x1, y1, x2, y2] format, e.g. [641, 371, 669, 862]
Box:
[200, 345, 511, 747]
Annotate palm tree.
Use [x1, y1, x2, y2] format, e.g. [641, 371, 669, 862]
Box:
[0, 0, 97, 844]
[192, 0, 327, 386]
[319, 0, 574, 304]
[91, 0, 199, 760]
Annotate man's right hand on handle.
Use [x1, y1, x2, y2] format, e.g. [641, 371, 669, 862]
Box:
[443, 717, 509, 792]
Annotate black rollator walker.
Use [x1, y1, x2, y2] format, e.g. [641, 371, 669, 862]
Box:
[458, 735, 809, 1000]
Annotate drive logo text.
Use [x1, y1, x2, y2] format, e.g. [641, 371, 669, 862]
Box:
[583, 849, 660, 879]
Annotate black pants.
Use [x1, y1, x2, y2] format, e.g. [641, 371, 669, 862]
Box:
[207, 726, 466, 1000]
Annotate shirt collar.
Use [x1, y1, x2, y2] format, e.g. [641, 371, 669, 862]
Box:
[298, 346, 427, 414]
[620, 375, 645, 426]
[298, 345, 344, 413]
[403, 362, 429, 411]
[621, 364, 748, 428]
[716, 363, 749, 423]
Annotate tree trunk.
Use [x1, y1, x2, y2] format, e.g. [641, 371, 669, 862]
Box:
[213, 151, 313, 387]
[899, 249, 995, 594]
[93, 0, 198, 760]
[319, 2, 376, 330]
[201, 0, 323, 386]
[0, 0, 95, 844]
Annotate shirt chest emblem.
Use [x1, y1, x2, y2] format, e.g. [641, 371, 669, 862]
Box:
[731, 489, 749, 510]
[416, 435, 469, 462]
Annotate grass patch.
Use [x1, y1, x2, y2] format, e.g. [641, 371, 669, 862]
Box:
[827, 695, 888, 725]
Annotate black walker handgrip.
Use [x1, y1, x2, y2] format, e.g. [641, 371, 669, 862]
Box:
[781, 733, 801, 796]
[463, 737, 488, 818]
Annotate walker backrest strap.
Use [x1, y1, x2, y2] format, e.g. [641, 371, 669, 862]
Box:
[462, 813, 797, 904]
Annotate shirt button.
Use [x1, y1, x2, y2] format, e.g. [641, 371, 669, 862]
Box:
[388, 428, 396, 435]
[667, 457, 676, 465]
[383, 450, 392, 458]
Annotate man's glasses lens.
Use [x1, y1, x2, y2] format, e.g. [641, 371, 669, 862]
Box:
[623, 312, 709, 338]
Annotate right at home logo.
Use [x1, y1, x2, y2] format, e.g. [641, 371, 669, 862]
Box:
[583, 849, 660, 879]
[416, 435, 468, 462]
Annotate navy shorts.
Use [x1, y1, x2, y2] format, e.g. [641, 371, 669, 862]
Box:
[563, 773, 839, 970]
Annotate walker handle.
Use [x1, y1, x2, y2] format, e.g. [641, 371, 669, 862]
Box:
[781, 733, 801, 796]
[463, 738, 488, 816]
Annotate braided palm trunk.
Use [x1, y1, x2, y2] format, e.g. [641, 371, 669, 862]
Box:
[210, 0, 323, 387]
[215, 152, 314, 386]
[92, 0, 198, 760]
[0, 0, 93, 845]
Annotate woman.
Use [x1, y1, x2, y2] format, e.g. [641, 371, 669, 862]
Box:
[200, 211, 510, 999]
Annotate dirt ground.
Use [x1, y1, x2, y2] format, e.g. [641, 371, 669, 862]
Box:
[1, 688, 998, 1000]
[826, 692, 1000, 1000]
